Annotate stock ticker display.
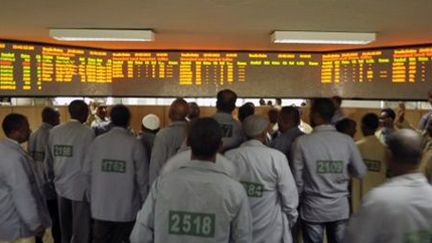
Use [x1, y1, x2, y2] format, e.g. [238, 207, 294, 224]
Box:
[0, 40, 431, 99]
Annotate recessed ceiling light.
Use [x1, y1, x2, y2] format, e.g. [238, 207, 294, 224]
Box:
[49, 29, 155, 42]
[271, 31, 376, 45]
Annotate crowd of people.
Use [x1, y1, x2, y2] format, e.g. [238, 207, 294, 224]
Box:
[1, 89, 432, 243]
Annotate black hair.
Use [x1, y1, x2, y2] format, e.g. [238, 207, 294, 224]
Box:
[332, 96, 343, 106]
[216, 89, 237, 113]
[110, 105, 130, 127]
[279, 106, 300, 125]
[311, 98, 335, 122]
[381, 108, 396, 120]
[238, 102, 255, 122]
[42, 107, 59, 123]
[68, 100, 89, 120]
[189, 118, 222, 158]
[335, 118, 356, 134]
[361, 113, 379, 131]
[267, 108, 279, 124]
[2, 113, 27, 136]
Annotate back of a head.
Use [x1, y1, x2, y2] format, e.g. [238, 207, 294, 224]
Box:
[189, 118, 222, 159]
[68, 100, 89, 122]
[387, 129, 422, 165]
[267, 108, 279, 124]
[279, 106, 300, 125]
[187, 102, 200, 120]
[381, 108, 396, 120]
[331, 96, 342, 107]
[110, 104, 130, 127]
[42, 107, 60, 125]
[275, 98, 282, 106]
[216, 89, 237, 113]
[311, 98, 335, 122]
[2, 113, 27, 137]
[335, 118, 357, 137]
[238, 102, 255, 122]
[169, 98, 189, 121]
[361, 113, 379, 133]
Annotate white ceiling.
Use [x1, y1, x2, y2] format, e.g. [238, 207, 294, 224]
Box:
[1, 0, 432, 51]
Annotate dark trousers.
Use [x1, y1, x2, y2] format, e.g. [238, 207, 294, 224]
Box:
[93, 219, 135, 243]
[35, 199, 61, 243]
[58, 196, 92, 243]
[302, 219, 347, 243]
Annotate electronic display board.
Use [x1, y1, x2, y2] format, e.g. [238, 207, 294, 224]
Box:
[321, 47, 432, 100]
[0, 39, 432, 99]
[0, 41, 322, 97]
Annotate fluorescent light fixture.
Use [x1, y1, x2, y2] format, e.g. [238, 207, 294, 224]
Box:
[271, 31, 376, 44]
[49, 29, 155, 42]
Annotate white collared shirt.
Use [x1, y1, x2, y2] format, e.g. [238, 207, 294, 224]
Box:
[345, 173, 432, 243]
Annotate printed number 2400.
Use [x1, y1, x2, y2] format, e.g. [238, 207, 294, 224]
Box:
[169, 211, 215, 238]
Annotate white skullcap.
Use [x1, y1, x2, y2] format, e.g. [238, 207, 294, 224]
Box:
[243, 115, 269, 138]
[142, 114, 160, 131]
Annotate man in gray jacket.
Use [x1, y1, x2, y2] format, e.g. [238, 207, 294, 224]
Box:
[28, 107, 61, 243]
[149, 98, 189, 185]
[130, 118, 252, 243]
[0, 113, 50, 242]
[225, 115, 299, 243]
[271, 106, 305, 163]
[45, 100, 95, 243]
[212, 89, 244, 152]
[344, 129, 432, 243]
[291, 98, 366, 243]
[84, 105, 149, 243]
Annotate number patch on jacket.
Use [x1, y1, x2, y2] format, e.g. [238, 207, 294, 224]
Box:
[317, 160, 343, 174]
[364, 159, 381, 172]
[404, 230, 432, 243]
[220, 124, 233, 137]
[168, 211, 215, 238]
[53, 145, 73, 157]
[241, 181, 264, 197]
[101, 160, 126, 173]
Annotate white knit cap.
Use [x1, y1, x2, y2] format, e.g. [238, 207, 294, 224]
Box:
[243, 115, 270, 137]
[142, 114, 160, 130]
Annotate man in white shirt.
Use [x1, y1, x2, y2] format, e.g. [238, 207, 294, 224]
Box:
[225, 115, 298, 243]
[0, 113, 50, 243]
[344, 129, 432, 243]
[292, 98, 367, 243]
[85, 105, 149, 243]
[28, 107, 61, 243]
[130, 118, 252, 243]
[45, 100, 95, 243]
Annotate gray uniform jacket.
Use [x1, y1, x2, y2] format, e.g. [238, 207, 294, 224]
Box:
[0, 139, 51, 241]
[212, 112, 244, 151]
[139, 132, 155, 162]
[161, 148, 238, 179]
[45, 120, 95, 201]
[149, 121, 188, 185]
[291, 125, 366, 222]
[270, 127, 305, 163]
[225, 140, 299, 243]
[344, 173, 432, 243]
[84, 127, 149, 222]
[130, 160, 253, 243]
[28, 123, 56, 200]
